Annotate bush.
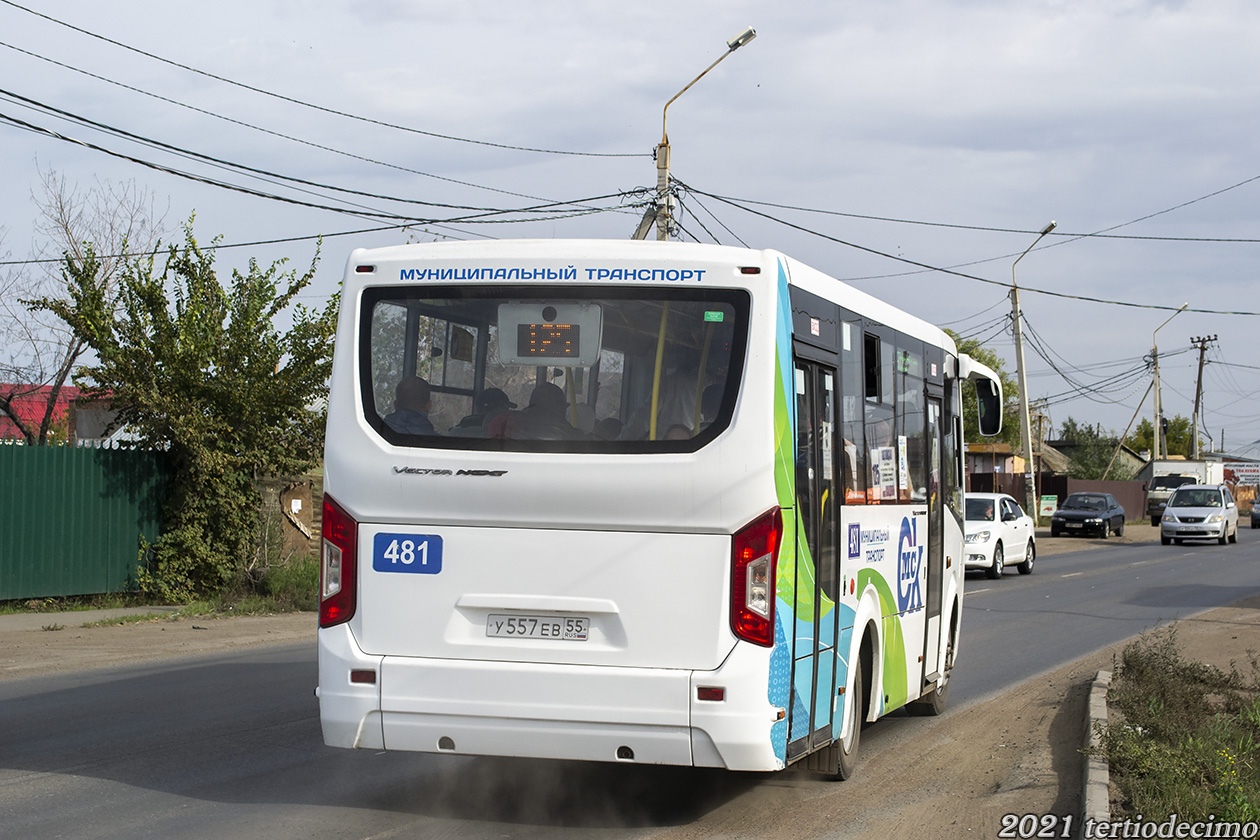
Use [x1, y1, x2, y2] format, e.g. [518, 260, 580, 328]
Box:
[1100, 628, 1260, 822]
[262, 557, 319, 612]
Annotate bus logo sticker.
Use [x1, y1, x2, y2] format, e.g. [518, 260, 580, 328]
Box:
[373, 533, 444, 575]
[847, 523, 862, 559]
[896, 517, 923, 612]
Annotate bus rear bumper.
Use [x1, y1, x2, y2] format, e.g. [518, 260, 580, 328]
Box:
[317, 625, 785, 772]
[318, 624, 386, 749]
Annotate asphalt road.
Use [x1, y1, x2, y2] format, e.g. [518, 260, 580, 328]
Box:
[955, 527, 1260, 707]
[2, 530, 1258, 839]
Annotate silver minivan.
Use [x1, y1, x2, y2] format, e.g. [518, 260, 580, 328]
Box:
[1160, 484, 1239, 545]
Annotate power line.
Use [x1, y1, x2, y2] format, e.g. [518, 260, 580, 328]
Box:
[0, 86, 605, 216]
[939, 295, 1009, 327]
[954, 312, 1009, 343]
[0, 39, 603, 204]
[695, 179, 1260, 244]
[676, 188, 749, 248]
[679, 181, 1260, 317]
[0, 108, 640, 266]
[0, 0, 646, 159]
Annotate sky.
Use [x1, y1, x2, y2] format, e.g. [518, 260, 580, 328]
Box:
[2, 0, 1258, 457]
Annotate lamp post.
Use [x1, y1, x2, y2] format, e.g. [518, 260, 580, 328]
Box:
[1150, 303, 1188, 461]
[651, 26, 757, 241]
[1010, 221, 1056, 524]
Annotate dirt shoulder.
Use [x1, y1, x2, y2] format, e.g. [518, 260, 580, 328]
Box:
[0, 610, 316, 681]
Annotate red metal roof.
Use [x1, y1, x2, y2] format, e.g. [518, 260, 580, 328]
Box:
[0, 384, 82, 440]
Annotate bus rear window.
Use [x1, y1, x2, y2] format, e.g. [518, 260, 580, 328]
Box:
[359, 285, 749, 451]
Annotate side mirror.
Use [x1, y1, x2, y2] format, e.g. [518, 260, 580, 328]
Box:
[974, 378, 1002, 437]
[958, 353, 1003, 437]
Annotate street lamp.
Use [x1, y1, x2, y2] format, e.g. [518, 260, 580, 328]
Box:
[649, 26, 757, 241]
[1010, 221, 1056, 524]
[1151, 303, 1188, 461]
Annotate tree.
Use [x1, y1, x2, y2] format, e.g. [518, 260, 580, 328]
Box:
[1, 169, 164, 444]
[1056, 416, 1135, 480]
[32, 221, 339, 600]
[945, 330, 1022, 449]
[1125, 415, 1195, 459]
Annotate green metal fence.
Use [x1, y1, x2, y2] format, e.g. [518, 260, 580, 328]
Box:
[0, 444, 168, 600]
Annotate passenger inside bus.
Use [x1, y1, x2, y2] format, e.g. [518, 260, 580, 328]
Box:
[384, 376, 436, 435]
[489, 382, 579, 440]
[663, 424, 692, 440]
[621, 347, 702, 440]
[593, 417, 623, 440]
[449, 388, 516, 437]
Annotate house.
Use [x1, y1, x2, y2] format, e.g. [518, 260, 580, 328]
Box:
[0, 383, 80, 442]
[1044, 438, 1146, 479]
[965, 441, 1024, 479]
[1, 383, 125, 445]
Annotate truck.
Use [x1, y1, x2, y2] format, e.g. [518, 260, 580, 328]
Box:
[1143, 459, 1226, 525]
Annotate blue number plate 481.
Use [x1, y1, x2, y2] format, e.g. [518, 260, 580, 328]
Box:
[373, 533, 443, 574]
[486, 614, 590, 641]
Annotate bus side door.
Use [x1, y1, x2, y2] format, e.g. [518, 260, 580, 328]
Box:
[788, 359, 841, 759]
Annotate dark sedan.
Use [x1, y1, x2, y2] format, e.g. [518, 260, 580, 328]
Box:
[1049, 492, 1126, 539]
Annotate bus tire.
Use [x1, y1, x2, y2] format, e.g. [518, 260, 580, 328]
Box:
[835, 654, 863, 780]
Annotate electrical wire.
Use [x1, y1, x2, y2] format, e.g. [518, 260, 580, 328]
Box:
[0, 0, 647, 159]
[0, 87, 619, 217]
[939, 295, 1009, 327]
[675, 186, 750, 248]
[955, 313, 1010, 344]
[0, 39, 619, 205]
[685, 180, 1260, 244]
[676, 180, 1260, 317]
[0, 108, 639, 265]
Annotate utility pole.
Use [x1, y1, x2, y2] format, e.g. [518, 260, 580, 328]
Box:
[649, 27, 757, 241]
[1190, 334, 1217, 458]
[1011, 221, 1056, 524]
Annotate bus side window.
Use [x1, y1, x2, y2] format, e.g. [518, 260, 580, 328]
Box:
[840, 320, 867, 504]
[864, 331, 897, 502]
[896, 342, 925, 503]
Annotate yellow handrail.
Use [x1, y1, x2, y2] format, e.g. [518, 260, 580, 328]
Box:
[648, 303, 670, 440]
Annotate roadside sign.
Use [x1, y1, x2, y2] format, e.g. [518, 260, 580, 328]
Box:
[1224, 463, 1260, 485]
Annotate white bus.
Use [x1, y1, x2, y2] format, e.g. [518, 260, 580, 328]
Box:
[317, 239, 1002, 778]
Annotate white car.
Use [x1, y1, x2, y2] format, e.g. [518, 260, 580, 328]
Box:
[1160, 484, 1239, 545]
[964, 493, 1036, 578]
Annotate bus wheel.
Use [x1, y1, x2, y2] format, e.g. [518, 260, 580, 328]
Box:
[835, 656, 864, 780]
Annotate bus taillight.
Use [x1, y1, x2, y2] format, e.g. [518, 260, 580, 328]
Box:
[730, 508, 782, 647]
[320, 495, 358, 628]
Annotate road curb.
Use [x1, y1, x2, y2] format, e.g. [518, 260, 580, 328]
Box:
[1082, 670, 1111, 832]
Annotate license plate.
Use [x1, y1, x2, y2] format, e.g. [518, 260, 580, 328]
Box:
[1066, 523, 1083, 529]
[486, 614, 590, 641]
